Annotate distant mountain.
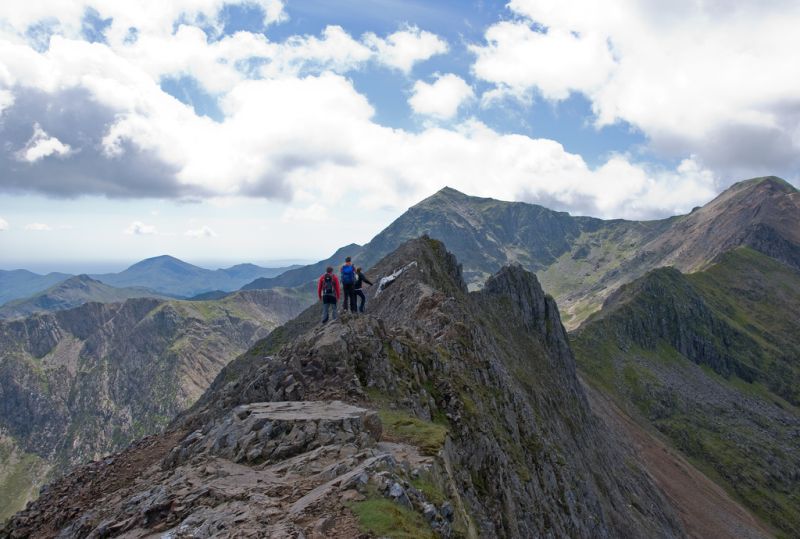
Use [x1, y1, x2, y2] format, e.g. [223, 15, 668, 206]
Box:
[0, 269, 72, 305]
[572, 247, 800, 535]
[0, 275, 168, 319]
[0, 288, 308, 520]
[93, 256, 295, 297]
[242, 244, 363, 291]
[241, 176, 800, 328]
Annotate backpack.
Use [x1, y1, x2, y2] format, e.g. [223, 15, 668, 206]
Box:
[341, 264, 355, 285]
[322, 274, 335, 296]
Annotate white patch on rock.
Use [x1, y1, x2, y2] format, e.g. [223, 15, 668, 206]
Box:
[375, 261, 418, 296]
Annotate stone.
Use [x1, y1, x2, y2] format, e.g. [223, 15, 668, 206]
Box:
[388, 482, 412, 509]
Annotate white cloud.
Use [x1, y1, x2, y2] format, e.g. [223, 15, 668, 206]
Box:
[24, 222, 52, 231]
[0, 217, 8, 231]
[124, 221, 158, 235]
[471, 0, 800, 177]
[472, 21, 614, 101]
[281, 203, 329, 223]
[16, 123, 72, 162]
[365, 25, 449, 73]
[0, 0, 733, 220]
[185, 225, 218, 238]
[0, 1, 287, 43]
[261, 25, 373, 78]
[409, 74, 474, 120]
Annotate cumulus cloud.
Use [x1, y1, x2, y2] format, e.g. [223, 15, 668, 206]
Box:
[185, 225, 218, 238]
[0, 0, 742, 220]
[16, 123, 72, 162]
[0, 0, 287, 43]
[472, 21, 614, 101]
[365, 25, 449, 73]
[409, 74, 474, 120]
[471, 0, 800, 179]
[0, 88, 187, 198]
[0, 217, 8, 231]
[124, 221, 158, 235]
[24, 222, 52, 231]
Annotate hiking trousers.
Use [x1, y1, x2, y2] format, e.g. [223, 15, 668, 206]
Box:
[354, 289, 366, 312]
[342, 283, 357, 312]
[321, 299, 337, 323]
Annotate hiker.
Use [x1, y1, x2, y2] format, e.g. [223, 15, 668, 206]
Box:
[317, 266, 340, 323]
[340, 256, 358, 312]
[354, 266, 373, 312]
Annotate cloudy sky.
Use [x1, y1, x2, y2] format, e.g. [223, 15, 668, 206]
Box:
[1, 0, 798, 272]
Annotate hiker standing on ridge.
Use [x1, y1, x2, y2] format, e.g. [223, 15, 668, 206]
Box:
[340, 256, 357, 313]
[318, 266, 340, 323]
[354, 266, 373, 313]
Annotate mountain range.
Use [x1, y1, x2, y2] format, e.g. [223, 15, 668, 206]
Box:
[0, 275, 171, 320]
[91, 256, 299, 298]
[242, 176, 799, 329]
[0, 258, 302, 321]
[1, 175, 798, 536]
[1, 238, 689, 538]
[0, 271, 72, 306]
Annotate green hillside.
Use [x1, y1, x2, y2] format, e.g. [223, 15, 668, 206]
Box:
[572, 248, 800, 536]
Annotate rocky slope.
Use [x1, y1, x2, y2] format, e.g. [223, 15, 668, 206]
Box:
[572, 248, 800, 536]
[3, 238, 686, 538]
[0, 275, 169, 320]
[242, 176, 799, 328]
[0, 289, 307, 521]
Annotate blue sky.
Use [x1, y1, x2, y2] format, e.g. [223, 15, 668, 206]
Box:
[1, 0, 798, 272]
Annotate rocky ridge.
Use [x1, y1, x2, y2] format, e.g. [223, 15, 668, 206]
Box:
[3, 238, 684, 538]
[242, 176, 800, 328]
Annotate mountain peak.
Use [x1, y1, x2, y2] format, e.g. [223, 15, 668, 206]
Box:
[420, 186, 471, 205]
[58, 274, 101, 287]
[123, 255, 199, 274]
[731, 175, 797, 194]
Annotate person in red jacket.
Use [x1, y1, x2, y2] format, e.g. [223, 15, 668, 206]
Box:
[317, 266, 340, 324]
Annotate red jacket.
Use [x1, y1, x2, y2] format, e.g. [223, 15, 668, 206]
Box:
[318, 273, 340, 300]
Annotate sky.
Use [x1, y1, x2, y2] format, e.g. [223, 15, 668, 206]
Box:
[1, 0, 799, 272]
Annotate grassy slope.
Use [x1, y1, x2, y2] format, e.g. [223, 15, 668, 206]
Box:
[572, 248, 800, 536]
[0, 435, 51, 523]
[688, 248, 800, 404]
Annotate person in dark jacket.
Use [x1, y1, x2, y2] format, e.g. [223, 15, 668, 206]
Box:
[354, 267, 373, 312]
[317, 266, 340, 323]
[340, 256, 357, 313]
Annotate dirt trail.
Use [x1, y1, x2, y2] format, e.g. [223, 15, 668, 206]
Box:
[580, 378, 774, 539]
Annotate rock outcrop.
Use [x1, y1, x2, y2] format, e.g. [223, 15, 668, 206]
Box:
[4, 237, 684, 538]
